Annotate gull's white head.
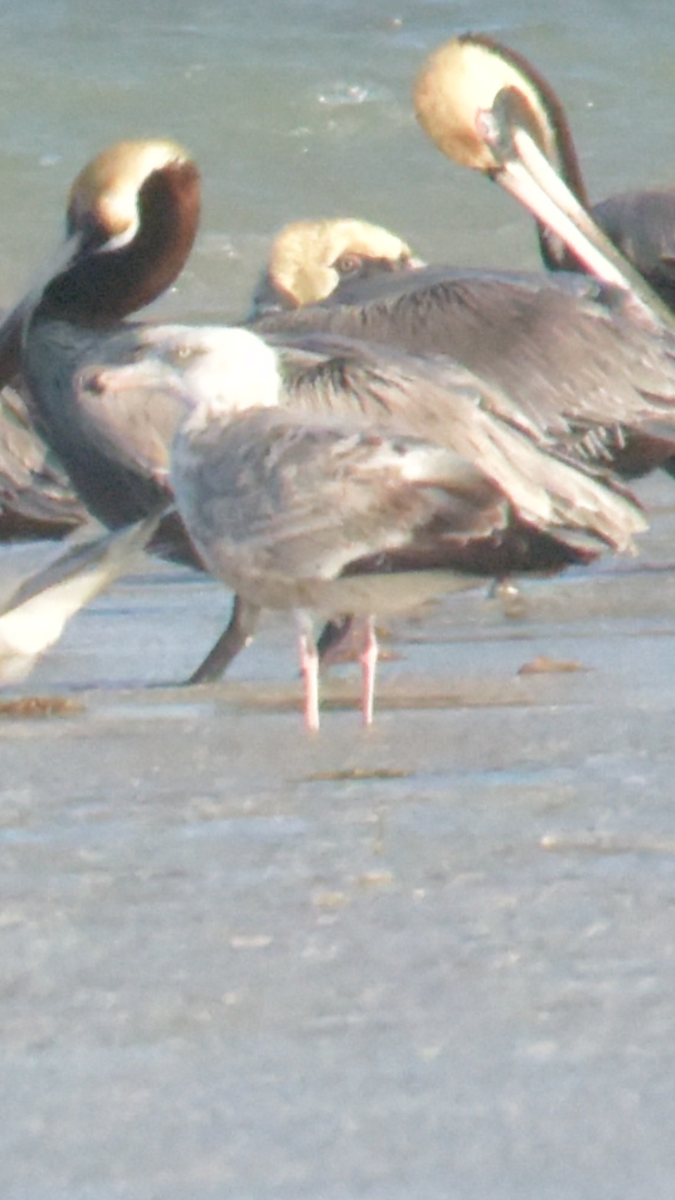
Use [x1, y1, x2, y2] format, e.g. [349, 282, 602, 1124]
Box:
[133, 324, 282, 418]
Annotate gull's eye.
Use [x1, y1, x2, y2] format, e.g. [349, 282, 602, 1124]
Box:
[169, 343, 203, 365]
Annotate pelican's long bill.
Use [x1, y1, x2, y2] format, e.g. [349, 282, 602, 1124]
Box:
[413, 36, 675, 333]
[481, 87, 675, 328]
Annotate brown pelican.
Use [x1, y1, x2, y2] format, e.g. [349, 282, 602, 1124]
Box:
[413, 33, 675, 311]
[0, 510, 161, 684]
[0, 138, 199, 550]
[0, 139, 251, 680]
[84, 324, 645, 728]
[412, 33, 675, 327]
[250, 217, 422, 315]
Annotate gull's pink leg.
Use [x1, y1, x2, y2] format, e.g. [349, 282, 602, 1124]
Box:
[297, 614, 320, 731]
[359, 616, 378, 726]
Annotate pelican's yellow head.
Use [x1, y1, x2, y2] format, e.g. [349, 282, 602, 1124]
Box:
[261, 217, 420, 309]
[67, 138, 196, 245]
[414, 35, 559, 174]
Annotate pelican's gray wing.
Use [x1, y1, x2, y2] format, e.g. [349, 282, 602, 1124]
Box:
[254, 270, 675, 469]
[272, 330, 546, 440]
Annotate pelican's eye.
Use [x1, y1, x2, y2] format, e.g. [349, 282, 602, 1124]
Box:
[333, 252, 364, 276]
[476, 106, 500, 148]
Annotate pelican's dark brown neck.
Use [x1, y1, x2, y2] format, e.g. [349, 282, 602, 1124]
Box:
[37, 158, 201, 327]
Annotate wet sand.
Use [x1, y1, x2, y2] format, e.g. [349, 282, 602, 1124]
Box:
[2, 476, 675, 1198]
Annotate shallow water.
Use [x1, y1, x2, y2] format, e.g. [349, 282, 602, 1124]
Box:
[2, 3, 675, 1197]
